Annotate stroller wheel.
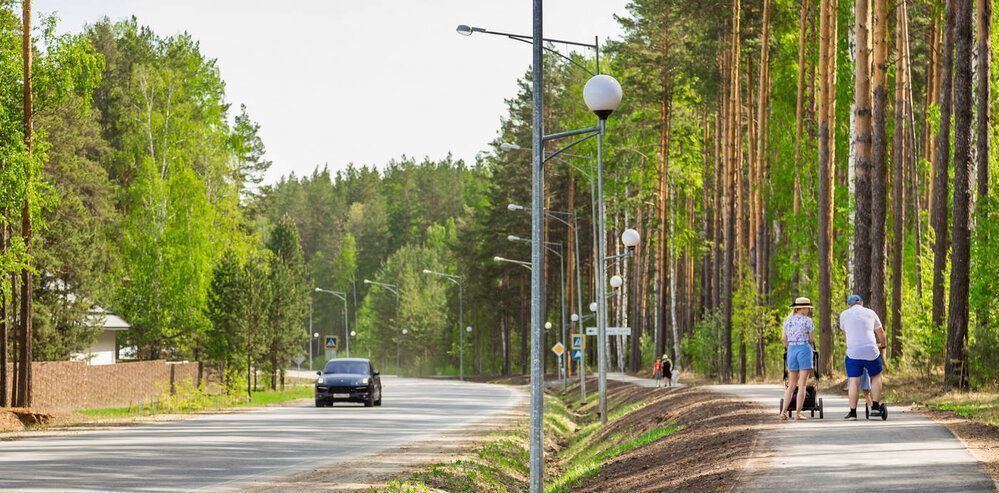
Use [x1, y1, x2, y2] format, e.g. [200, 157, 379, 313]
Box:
[811, 409, 815, 417]
[779, 398, 784, 414]
[865, 404, 870, 420]
[819, 398, 824, 419]
[881, 404, 889, 421]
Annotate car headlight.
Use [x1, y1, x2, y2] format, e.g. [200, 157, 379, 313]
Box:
[360, 377, 370, 385]
[316, 378, 323, 384]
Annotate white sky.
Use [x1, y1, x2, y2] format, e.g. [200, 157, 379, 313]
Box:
[38, 0, 630, 184]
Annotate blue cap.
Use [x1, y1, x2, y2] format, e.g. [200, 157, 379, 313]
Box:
[846, 294, 863, 306]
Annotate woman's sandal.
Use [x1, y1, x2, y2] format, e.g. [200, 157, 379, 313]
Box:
[795, 414, 809, 421]
[780, 412, 789, 421]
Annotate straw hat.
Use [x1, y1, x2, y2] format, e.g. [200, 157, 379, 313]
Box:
[790, 297, 814, 309]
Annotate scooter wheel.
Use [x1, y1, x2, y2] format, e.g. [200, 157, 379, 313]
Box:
[865, 404, 870, 420]
[881, 404, 888, 421]
[819, 398, 824, 419]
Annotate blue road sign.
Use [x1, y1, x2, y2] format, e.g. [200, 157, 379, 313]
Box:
[325, 335, 339, 351]
[571, 334, 584, 350]
[571, 349, 583, 361]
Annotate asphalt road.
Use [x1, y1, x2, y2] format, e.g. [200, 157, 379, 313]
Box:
[712, 384, 995, 493]
[0, 376, 522, 493]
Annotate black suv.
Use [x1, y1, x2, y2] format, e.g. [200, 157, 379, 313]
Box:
[315, 358, 382, 407]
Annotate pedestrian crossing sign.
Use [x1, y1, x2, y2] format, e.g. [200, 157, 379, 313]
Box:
[571, 334, 585, 350]
[325, 335, 338, 351]
[571, 349, 583, 361]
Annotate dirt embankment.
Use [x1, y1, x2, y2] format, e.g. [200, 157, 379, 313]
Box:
[576, 386, 767, 493]
[0, 408, 75, 433]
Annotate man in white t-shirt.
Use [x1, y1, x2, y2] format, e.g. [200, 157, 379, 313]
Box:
[839, 294, 887, 420]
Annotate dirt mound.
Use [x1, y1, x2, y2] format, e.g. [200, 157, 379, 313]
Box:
[0, 408, 74, 432]
[577, 387, 767, 493]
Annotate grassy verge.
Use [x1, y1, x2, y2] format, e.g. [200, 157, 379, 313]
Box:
[78, 385, 312, 419]
[857, 372, 999, 426]
[381, 382, 678, 493]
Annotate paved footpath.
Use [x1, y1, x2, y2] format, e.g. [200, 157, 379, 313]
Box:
[712, 384, 996, 493]
[0, 376, 523, 493]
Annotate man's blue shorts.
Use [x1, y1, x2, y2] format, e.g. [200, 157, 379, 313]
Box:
[786, 344, 813, 371]
[845, 355, 883, 378]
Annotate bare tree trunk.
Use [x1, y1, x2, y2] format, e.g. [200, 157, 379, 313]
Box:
[702, 112, 714, 314]
[944, 0, 974, 390]
[722, 0, 741, 383]
[976, 0, 991, 203]
[817, 0, 839, 377]
[16, 0, 34, 408]
[0, 225, 7, 407]
[853, 0, 874, 302]
[932, 0, 957, 329]
[630, 206, 643, 373]
[869, 0, 889, 318]
[890, 0, 911, 359]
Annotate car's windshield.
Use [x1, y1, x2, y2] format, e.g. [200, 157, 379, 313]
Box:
[323, 361, 369, 374]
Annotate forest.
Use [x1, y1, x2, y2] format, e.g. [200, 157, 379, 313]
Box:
[0, 0, 996, 408]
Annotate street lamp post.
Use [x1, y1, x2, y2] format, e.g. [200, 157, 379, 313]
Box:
[460, 13, 616, 491]
[315, 288, 351, 358]
[422, 269, 467, 380]
[308, 300, 314, 370]
[364, 279, 401, 373]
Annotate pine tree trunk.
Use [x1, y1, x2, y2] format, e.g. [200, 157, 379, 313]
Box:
[976, 0, 990, 202]
[702, 112, 713, 314]
[932, 0, 957, 329]
[869, 0, 889, 318]
[16, 0, 33, 408]
[890, 0, 911, 359]
[817, 0, 838, 377]
[722, 0, 740, 383]
[792, 0, 810, 294]
[0, 225, 7, 407]
[853, 0, 874, 302]
[944, 0, 974, 390]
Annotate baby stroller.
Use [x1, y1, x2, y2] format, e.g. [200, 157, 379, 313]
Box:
[778, 350, 824, 419]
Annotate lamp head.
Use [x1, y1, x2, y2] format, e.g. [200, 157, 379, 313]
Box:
[583, 74, 623, 119]
[350, 330, 356, 337]
[313, 332, 319, 338]
[500, 142, 522, 151]
[314, 287, 321, 292]
[621, 228, 641, 248]
[493, 256, 503, 263]
[589, 302, 598, 312]
[506, 235, 520, 242]
[610, 275, 624, 289]
[422, 269, 432, 274]
[571, 313, 579, 322]
[466, 326, 473, 333]
[402, 329, 409, 335]
[507, 203, 525, 211]
[456, 24, 473, 35]
[544, 322, 552, 329]
[363, 279, 372, 285]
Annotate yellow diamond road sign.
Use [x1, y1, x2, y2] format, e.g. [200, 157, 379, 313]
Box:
[551, 342, 565, 356]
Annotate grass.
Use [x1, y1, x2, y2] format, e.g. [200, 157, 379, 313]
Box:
[77, 385, 313, 419]
[378, 383, 682, 493]
[882, 372, 999, 426]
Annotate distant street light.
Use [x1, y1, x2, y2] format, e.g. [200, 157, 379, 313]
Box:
[422, 269, 468, 380]
[350, 330, 356, 337]
[364, 279, 403, 373]
[316, 287, 351, 357]
[589, 302, 598, 313]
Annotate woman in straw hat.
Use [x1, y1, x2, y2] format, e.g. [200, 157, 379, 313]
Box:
[779, 297, 816, 421]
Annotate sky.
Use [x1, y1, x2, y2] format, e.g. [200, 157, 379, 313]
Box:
[38, 0, 631, 184]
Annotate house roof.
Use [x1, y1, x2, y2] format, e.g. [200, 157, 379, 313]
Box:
[89, 306, 131, 331]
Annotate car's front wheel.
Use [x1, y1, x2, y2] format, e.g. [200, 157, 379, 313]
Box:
[315, 399, 324, 408]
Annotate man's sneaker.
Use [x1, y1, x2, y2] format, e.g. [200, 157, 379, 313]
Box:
[844, 409, 858, 420]
[870, 404, 884, 417]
